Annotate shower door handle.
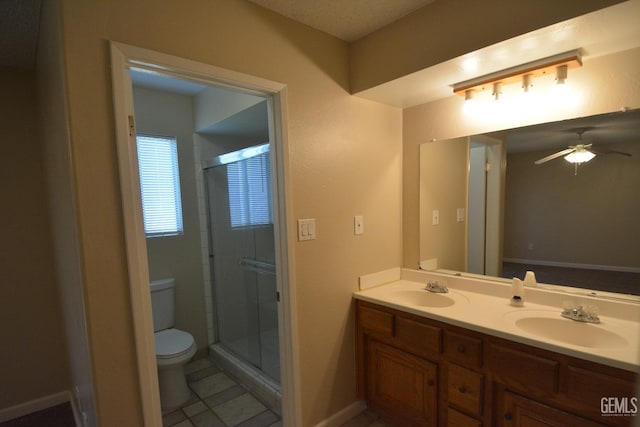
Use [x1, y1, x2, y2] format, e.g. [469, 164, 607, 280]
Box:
[238, 257, 276, 276]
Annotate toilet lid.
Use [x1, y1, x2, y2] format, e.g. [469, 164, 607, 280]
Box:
[155, 329, 194, 359]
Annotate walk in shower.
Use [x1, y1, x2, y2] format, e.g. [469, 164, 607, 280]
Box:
[203, 143, 281, 408]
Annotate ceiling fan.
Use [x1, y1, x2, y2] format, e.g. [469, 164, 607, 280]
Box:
[534, 129, 632, 165]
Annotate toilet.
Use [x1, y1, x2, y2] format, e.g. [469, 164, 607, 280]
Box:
[150, 278, 197, 410]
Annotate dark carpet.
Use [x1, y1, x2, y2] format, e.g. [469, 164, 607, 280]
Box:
[0, 403, 75, 427]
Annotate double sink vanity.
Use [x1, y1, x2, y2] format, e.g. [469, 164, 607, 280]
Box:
[354, 268, 639, 426]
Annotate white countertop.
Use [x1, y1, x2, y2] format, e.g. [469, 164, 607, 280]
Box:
[355, 268, 640, 372]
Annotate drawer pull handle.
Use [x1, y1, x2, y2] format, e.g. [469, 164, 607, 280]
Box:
[457, 345, 466, 353]
[504, 413, 513, 421]
[427, 379, 435, 386]
[458, 386, 466, 394]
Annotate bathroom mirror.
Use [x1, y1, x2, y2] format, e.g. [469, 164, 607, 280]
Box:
[419, 108, 640, 296]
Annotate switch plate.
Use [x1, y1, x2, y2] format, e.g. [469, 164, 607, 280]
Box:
[432, 209, 439, 225]
[354, 215, 364, 235]
[298, 218, 316, 241]
[457, 208, 465, 222]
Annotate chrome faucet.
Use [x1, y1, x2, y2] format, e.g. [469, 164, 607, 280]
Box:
[425, 280, 448, 293]
[561, 304, 600, 324]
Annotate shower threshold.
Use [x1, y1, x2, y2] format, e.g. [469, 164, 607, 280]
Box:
[209, 344, 282, 416]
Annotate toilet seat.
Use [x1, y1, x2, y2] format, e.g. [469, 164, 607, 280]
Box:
[155, 328, 196, 360]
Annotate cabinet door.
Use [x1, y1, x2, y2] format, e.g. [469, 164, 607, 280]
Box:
[367, 339, 438, 426]
[501, 391, 604, 427]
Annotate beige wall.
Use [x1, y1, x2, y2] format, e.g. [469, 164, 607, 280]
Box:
[404, 48, 640, 269]
[57, 0, 402, 425]
[36, 0, 97, 422]
[133, 87, 209, 350]
[350, 0, 623, 93]
[0, 67, 70, 408]
[419, 138, 468, 271]
[43, 1, 639, 424]
[504, 141, 640, 268]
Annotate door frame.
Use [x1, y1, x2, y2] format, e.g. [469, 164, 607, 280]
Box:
[109, 42, 301, 426]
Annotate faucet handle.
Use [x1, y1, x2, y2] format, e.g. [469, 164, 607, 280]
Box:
[584, 304, 599, 316]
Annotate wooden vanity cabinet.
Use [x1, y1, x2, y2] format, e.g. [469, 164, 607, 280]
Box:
[355, 300, 637, 427]
[367, 340, 438, 426]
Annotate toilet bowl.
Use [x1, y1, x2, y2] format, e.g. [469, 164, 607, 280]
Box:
[154, 328, 197, 409]
[150, 278, 197, 410]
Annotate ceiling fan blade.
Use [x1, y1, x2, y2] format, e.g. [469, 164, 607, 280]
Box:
[589, 146, 632, 157]
[534, 148, 575, 165]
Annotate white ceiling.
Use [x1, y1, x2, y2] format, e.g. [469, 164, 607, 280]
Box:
[247, 0, 435, 42]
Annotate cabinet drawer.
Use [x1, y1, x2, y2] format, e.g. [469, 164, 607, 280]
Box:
[447, 408, 482, 427]
[444, 331, 482, 368]
[502, 390, 603, 427]
[487, 344, 558, 394]
[396, 315, 441, 355]
[358, 305, 393, 337]
[448, 363, 484, 417]
[567, 365, 635, 408]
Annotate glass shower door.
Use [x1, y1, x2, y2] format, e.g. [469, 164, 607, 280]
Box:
[205, 145, 280, 383]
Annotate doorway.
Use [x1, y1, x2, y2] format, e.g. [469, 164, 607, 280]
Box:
[110, 42, 299, 426]
[467, 135, 505, 276]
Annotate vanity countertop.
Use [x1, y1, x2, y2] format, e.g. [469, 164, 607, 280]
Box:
[354, 268, 640, 372]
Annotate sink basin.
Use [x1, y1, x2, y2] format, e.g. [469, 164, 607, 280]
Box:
[504, 311, 628, 349]
[387, 290, 465, 308]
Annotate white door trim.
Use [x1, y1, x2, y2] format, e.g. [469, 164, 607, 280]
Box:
[109, 41, 301, 426]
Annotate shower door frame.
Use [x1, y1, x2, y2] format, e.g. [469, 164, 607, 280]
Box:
[203, 143, 280, 382]
[110, 42, 300, 426]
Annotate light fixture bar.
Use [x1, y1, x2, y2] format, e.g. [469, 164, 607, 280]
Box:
[453, 50, 582, 96]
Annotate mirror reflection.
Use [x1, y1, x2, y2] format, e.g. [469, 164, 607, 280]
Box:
[419, 109, 640, 295]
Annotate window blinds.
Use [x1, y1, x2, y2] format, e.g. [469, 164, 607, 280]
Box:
[136, 135, 184, 237]
[227, 152, 272, 228]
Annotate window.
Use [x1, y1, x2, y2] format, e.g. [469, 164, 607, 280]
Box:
[136, 135, 183, 237]
[227, 152, 272, 228]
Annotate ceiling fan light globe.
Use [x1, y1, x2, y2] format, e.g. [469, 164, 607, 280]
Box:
[564, 149, 596, 163]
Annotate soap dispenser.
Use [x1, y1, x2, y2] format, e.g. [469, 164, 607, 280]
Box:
[523, 270, 537, 288]
[511, 278, 524, 307]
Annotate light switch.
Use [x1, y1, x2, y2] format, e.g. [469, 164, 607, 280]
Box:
[432, 209, 439, 225]
[457, 208, 465, 222]
[354, 215, 364, 235]
[298, 218, 316, 241]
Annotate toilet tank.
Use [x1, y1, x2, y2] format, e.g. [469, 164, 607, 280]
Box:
[150, 278, 175, 332]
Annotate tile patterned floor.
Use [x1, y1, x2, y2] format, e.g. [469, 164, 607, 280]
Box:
[0, 358, 386, 427]
[167, 357, 391, 427]
[163, 357, 281, 427]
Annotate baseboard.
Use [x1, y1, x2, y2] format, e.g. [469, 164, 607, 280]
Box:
[313, 400, 367, 427]
[0, 390, 71, 423]
[68, 393, 83, 427]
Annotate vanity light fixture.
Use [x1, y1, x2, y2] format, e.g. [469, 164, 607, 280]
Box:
[492, 82, 502, 101]
[464, 89, 474, 102]
[555, 64, 568, 85]
[462, 89, 477, 114]
[522, 74, 533, 93]
[452, 50, 582, 99]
